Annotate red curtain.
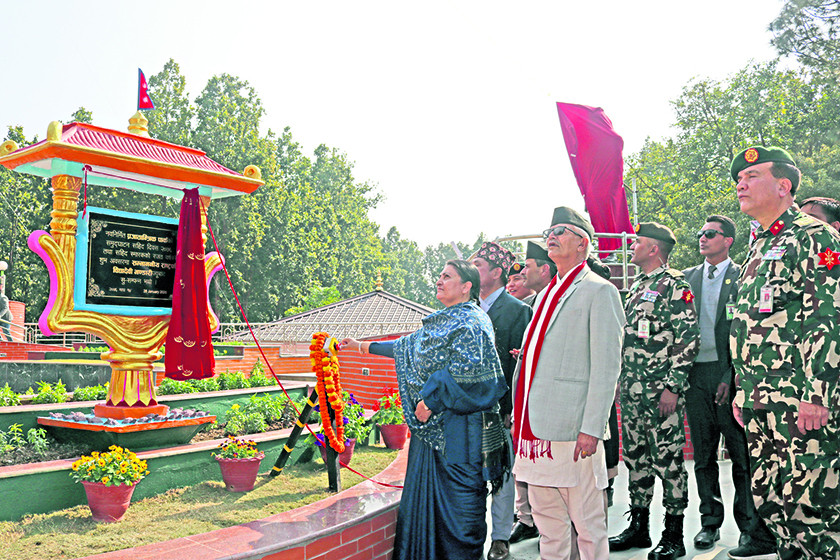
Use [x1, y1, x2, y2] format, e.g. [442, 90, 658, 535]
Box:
[556, 102, 633, 256]
[165, 188, 215, 380]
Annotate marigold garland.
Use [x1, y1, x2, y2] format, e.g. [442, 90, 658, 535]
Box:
[310, 332, 345, 453]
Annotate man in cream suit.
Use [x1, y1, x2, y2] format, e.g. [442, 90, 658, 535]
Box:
[511, 207, 625, 560]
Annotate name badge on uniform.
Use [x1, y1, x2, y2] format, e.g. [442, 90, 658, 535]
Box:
[762, 247, 786, 261]
[759, 286, 773, 313]
[638, 319, 650, 338]
[641, 290, 659, 302]
[726, 303, 735, 320]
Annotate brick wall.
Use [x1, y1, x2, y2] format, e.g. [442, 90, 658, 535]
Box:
[260, 507, 397, 560]
[0, 341, 73, 361]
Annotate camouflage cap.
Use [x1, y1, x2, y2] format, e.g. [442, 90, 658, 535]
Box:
[730, 146, 797, 183]
[525, 241, 550, 262]
[550, 206, 595, 240]
[476, 241, 516, 272]
[635, 222, 676, 246]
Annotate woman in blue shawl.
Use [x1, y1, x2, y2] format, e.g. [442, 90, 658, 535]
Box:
[342, 259, 509, 560]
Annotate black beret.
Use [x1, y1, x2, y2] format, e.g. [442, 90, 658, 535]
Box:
[550, 206, 595, 240]
[730, 146, 797, 183]
[635, 222, 676, 246]
[525, 241, 550, 262]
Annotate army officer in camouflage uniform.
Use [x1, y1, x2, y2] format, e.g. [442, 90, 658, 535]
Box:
[610, 223, 700, 560]
[730, 146, 840, 559]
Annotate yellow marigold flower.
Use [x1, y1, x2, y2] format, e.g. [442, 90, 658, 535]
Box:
[98, 459, 106, 467]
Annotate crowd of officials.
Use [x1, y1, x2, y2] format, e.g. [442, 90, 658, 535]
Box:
[344, 145, 840, 560]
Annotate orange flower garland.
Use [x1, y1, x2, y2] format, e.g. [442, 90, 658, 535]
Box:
[310, 332, 345, 453]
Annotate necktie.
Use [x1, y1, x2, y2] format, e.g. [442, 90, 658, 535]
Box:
[707, 264, 717, 280]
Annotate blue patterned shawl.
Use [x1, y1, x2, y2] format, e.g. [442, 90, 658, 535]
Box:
[393, 301, 503, 452]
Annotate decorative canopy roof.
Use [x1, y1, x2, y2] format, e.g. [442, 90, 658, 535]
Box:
[234, 290, 436, 343]
[0, 118, 262, 199]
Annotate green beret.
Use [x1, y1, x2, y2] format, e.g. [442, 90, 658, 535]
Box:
[635, 222, 676, 246]
[509, 262, 525, 275]
[525, 241, 549, 262]
[550, 206, 595, 239]
[730, 146, 797, 183]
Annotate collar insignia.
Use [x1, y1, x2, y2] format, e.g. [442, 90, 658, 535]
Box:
[819, 248, 840, 271]
[769, 220, 785, 235]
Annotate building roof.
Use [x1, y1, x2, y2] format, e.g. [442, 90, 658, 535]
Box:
[0, 121, 262, 199]
[233, 290, 436, 342]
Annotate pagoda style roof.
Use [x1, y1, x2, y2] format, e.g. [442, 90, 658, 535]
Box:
[0, 121, 262, 199]
[234, 290, 436, 343]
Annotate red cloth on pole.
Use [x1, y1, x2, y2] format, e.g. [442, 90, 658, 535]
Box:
[137, 69, 155, 110]
[556, 102, 633, 255]
[165, 188, 214, 380]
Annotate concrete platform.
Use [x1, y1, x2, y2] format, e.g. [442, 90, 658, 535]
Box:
[489, 459, 756, 559]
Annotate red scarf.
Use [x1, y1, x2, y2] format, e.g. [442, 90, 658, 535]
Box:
[513, 261, 586, 460]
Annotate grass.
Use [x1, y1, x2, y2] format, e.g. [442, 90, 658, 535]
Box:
[0, 447, 398, 560]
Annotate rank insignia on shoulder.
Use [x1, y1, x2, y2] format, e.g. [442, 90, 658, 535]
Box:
[681, 290, 694, 304]
[819, 248, 840, 270]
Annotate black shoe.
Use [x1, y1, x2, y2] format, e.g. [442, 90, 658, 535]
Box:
[727, 542, 778, 559]
[648, 513, 685, 560]
[509, 521, 539, 544]
[739, 532, 751, 547]
[487, 539, 510, 560]
[609, 507, 652, 552]
[693, 527, 720, 550]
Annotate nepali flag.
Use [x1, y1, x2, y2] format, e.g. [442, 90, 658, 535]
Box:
[137, 68, 155, 110]
[556, 102, 633, 256]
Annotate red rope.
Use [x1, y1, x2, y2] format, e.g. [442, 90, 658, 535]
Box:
[197, 197, 403, 489]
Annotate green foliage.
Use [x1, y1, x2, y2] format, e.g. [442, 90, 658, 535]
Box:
[342, 392, 372, 441]
[189, 377, 220, 392]
[371, 387, 404, 425]
[30, 380, 67, 404]
[284, 285, 341, 316]
[78, 345, 109, 353]
[217, 370, 249, 390]
[156, 378, 199, 396]
[770, 0, 840, 76]
[72, 383, 108, 402]
[243, 393, 289, 423]
[26, 428, 49, 454]
[0, 383, 20, 406]
[223, 403, 268, 436]
[0, 424, 47, 457]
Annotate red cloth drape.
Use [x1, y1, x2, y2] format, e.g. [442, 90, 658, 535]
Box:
[164, 188, 214, 380]
[556, 102, 633, 256]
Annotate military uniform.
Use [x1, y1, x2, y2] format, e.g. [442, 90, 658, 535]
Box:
[731, 206, 840, 559]
[621, 265, 700, 515]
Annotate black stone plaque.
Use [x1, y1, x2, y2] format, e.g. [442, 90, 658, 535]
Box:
[86, 211, 178, 308]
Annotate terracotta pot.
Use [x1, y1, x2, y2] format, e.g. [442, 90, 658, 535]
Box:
[81, 480, 137, 522]
[320, 438, 356, 466]
[379, 423, 410, 449]
[215, 452, 265, 492]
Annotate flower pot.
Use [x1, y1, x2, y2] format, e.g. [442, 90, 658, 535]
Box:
[379, 423, 410, 449]
[215, 452, 265, 492]
[320, 438, 356, 466]
[81, 481, 137, 522]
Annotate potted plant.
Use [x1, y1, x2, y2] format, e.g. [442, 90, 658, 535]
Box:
[212, 436, 265, 492]
[372, 387, 409, 449]
[307, 392, 370, 466]
[70, 445, 149, 522]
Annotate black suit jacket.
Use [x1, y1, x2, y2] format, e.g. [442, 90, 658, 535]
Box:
[486, 290, 533, 416]
[683, 261, 740, 386]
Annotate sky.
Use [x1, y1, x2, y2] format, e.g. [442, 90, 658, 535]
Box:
[1, 1, 784, 248]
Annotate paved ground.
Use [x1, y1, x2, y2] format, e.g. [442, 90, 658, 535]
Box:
[486, 459, 753, 559]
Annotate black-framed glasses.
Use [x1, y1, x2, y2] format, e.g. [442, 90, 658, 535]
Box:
[696, 230, 723, 240]
[542, 225, 583, 240]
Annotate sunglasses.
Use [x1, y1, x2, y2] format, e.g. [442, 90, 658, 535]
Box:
[696, 230, 724, 240]
[542, 225, 583, 240]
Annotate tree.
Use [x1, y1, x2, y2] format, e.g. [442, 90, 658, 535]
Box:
[770, 0, 840, 78]
[146, 59, 194, 148]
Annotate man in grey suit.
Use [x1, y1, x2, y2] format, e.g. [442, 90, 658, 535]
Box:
[682, 215, 759, 551]
[512, 207, 625, 559]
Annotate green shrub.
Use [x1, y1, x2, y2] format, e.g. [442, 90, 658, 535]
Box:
[27, 428, 49, 454]
[79, 345, 109, 353]
[223, 404, 267, 436]
[156, 378, 198, 395]
[244, 394, 288, 423]
[217, 371, 249, 391]
[189, 377, 220, 392]
[0, 383, 20, 406]
[247, 360, 275, 388]
[72, 383, 108, 401]
[30, 381, 68, 404]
